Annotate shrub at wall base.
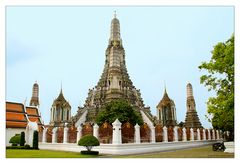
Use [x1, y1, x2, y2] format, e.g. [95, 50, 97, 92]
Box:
[78, 135, 100, 155]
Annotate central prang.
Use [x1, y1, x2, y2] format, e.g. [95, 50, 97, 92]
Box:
[72, 13, 154, 124]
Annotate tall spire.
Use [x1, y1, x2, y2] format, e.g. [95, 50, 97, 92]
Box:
[30, 81, 39, 107]
[184, 83, 202, 128]
[110, 11, 121, 43]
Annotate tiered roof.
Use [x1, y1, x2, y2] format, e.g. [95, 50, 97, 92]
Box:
[6, 102, 44, 129]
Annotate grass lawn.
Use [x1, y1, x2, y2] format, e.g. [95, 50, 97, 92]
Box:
[6, 146, 234, 158]
[6, 149, 99, 158]
[110, 146, 234, 158]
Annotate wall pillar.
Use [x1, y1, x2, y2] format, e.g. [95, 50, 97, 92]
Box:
[134, 124, 140, 144]
[216, 130, 220, 140]
[150, 125, 156, 143]
[208, 129, 211, 140]
[63, 127, 68, 143]
[112, 119, 122, 145]
[182, 127, 187, 141]
[190, 128, 194, 141]
[220, 130, 223, 139]
[212, 129, 216, 140]
[76, 126, 82, 143]
[42, 128, 47, 143]
[173, 126, 178, 142]
[52, 127, 57, 143]
[163, 126, 168, 142]
[93, 124, 99, 139]
[197, 128, 201, 141]
[202, 129, 206, 140]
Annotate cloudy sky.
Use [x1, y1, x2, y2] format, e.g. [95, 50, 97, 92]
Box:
[6, 6, 234, 128]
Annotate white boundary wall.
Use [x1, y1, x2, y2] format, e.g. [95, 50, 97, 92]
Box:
[39, 140, 218, 155]
[6, 128, 25, 146]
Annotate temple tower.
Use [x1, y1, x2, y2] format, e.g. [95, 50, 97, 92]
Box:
[50, 88, 71, 127]
[29, 81, 39, 107]
[73, 12, 153, 123]
[184, 83, 202, 128]
[156, 87, 177, 127]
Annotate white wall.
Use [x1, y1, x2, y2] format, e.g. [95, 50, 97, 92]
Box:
[75, 110, 88, 127]
[6, 128, 25, 146]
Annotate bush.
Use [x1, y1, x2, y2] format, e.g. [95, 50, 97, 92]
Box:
[6, 145, 33, 149]
[33, 130, 39, 150]
[20, 132, 25, 146]
[24, 144, 31, 149]
[9, 134, 20, 146]
[78, 135, 100, 152]
[81, 150, 99, 155]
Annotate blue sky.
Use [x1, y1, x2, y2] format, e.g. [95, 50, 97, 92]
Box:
[6, 6, 234, 128]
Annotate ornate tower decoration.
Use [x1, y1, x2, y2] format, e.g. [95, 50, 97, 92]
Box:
[50, 88, 71, 127]
[73, 12, 153, 123]
[184, 83, 202, 128]
[156, 86, 177, 127]
[29, 81, 39, 107]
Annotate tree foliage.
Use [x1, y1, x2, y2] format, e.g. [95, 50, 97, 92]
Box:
[96, 99, 144, 125]
[199, 35, 234, 132]
[78, 135, 100, 151]
[9, 134, 20, 146]
[33, 130, 39, 149]
[20, 132, 25, 146]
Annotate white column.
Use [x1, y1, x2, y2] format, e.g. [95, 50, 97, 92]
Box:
[212, 130, 216, 140]
[63, 127, 68, 143]
[197, 128, 201, 141]
[182, 127, 187, 142]
[173, 126, 178, 142]
[93, 124, 99, 139]
[112, 119, 122, 145]
[220, 130, 223, 139]
[134, 124, 140, 144]
[208, 129, 211, 140]
[216, 130, 220, 140]
[76, 126, 82, 143]
[52, 127, 57, 143]
[42, 128, 47, 143]
[203, 129, 206, 140]
[150, 125, 156, 143]
[163, 126, 168, 142]
[190, 128, 194, 141]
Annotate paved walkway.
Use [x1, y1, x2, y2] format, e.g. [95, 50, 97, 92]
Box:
[39, 140, 220, 155]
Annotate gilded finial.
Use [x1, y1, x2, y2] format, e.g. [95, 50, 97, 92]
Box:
[164, 80, 167, 93]
[60, 81, 63, 93]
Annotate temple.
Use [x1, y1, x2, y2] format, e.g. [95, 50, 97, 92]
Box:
[156, 87, 177, 127]
[49, 88, 72, 127]
[184, 83, 202, 128]
[29, 81, 39, 107]
[72, 13, 154, 125]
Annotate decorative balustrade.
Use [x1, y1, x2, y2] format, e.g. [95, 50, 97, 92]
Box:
[42, 119, 224, 144]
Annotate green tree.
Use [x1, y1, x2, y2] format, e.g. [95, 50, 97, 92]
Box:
[20, 132, 25, 146]
[32, 130, 39, 149]
[9, 134, 20, 146]
[96, 99, 144, 125]
[199, 35, 234, 133]
[78, 135, 100, 152]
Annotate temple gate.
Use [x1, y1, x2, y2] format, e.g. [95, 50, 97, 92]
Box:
[68, 126, 77, 143]
[82, 122, 93, 136]
[168, 126, 174, 142]
[57, 127, 63, 143]
[99, 122, 113, 143]
[140, 123, 150, 142]
[121, 122, 134, 143]
[155, 124, 163, 142]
